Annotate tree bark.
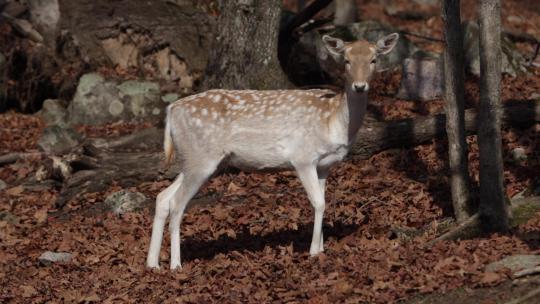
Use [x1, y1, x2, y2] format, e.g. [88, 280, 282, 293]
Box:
[477, 0, 509, 233]
[202, 0, 291, 90]
[442, 0, 473, 222]
[333, 0, 357, 26]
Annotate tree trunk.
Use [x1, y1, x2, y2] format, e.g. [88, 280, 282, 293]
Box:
[202, 0, 291, 90]
[334, 0, 357, 26]
[442, 0, 473, 222]
[477, 0, 509, 233]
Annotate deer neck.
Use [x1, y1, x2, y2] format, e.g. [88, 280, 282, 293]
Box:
[332, 84, 368, 145]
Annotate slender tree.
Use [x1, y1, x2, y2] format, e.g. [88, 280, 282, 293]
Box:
[478, 0, 509, 232]
[442, 0, 473, 222]
[203, 0, 291, 90]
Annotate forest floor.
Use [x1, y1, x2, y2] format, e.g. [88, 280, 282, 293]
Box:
[1, 0, 540, 303]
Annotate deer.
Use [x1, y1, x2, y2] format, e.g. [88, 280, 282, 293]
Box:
[146, 33, 399, 269]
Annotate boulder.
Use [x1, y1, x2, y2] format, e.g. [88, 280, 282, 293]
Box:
[397, 52, 444, 101]
[486, 255, 540, 272]
[463, 21, 526, 77]
[28, 0, 60, 44]
[68, 73, 165, 125]
[36, 99, 69, 127]
[38, 251, 73, 265]
[37, 125, 81, 154]
[161, 93, 180, 104]
[2, 0, 27, 17]
[105, 190, 147, 215]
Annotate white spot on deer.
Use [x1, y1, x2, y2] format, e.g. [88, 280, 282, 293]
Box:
[212, 95, 221, 103]
[201, 108, 208, 116]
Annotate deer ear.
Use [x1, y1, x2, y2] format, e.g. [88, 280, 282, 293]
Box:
[322, 35, 346, 57]
[376, 33, 399, 55]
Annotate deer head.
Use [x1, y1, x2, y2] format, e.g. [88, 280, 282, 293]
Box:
[322, 33, 399, 93]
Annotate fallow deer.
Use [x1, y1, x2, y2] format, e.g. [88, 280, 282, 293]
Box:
[147, 33, 399, 269]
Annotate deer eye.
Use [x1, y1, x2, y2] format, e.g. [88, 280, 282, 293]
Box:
[370, 59, 376, 64]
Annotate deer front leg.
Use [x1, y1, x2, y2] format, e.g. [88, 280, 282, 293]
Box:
[317, 167, 330, 253]
[295, 163, 326, 256]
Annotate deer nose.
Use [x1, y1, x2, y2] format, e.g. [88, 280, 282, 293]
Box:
[352, 82, 369, 93]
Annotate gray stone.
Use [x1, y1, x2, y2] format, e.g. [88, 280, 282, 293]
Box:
[0, 210, 19, 225]
[117, 80, 161, 118]
[397, 52, 443, 101]
[36, 99, 69, 127]
[7, 17, 43, 42]
[105, 190, 147, 215]
[161, 93, 180, 104]
[69, 73, 165, 125]
[0, 179, 6, 191]
[37, 125, 81, 154]
[2, 0, 28, 18]
[486, 255, 540, 272]
[511, 147, 527, 162]
[38, 251, 73, 265]
[28, 0, 60, 44]
[463, 21, 526, 77]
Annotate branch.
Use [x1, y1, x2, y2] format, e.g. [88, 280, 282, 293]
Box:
[281, 0, 333, 41]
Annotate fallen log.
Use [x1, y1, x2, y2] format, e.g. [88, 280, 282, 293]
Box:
[53, 99, 540, 208]
[429, 196, 540, 244]
[351, 99, 540, 158]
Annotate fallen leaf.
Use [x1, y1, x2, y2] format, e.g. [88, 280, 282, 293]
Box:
[5, 185, 24, 196]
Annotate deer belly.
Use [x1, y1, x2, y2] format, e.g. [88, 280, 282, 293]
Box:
[317, 145, 349, 168]
[227, 147, 293, 171]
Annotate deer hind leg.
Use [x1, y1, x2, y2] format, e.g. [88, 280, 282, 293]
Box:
[147, 173, 185, 269]
[295, 163, 326, 256]
[168, 158, 221, 270]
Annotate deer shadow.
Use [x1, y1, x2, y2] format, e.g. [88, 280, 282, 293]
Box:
[180, 221, 360, 263]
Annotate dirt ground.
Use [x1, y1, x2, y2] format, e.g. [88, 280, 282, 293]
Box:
[1, 0, 540, 303]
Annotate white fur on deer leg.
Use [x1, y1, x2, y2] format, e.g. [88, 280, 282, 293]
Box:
[147, 33, 400, 269]
[146, 173, 184, 269]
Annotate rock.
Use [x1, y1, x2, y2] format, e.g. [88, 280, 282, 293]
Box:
[287, 20, 417, 86]
[38, 251, 73, 265]
[37, 125, 81, 154]
[69, 73, 165, 125]
[486, 255, 540, 272]
[511, 147, 527, 162]
[463, 21, 526, 77]
[117, 80, 162, 118]
[0, 210, 18, 225]
[5, 17, 44, 42]
[161, 93, 180, 104]
[105, 190, 147, 215]
[2, 0, 28, 18]
[58, 0, 212, 92]
[397, 52, 443, 101]
[0, 179, 6, 190]
[28, 0, 60, 44]
[36, 99, 69, 127]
